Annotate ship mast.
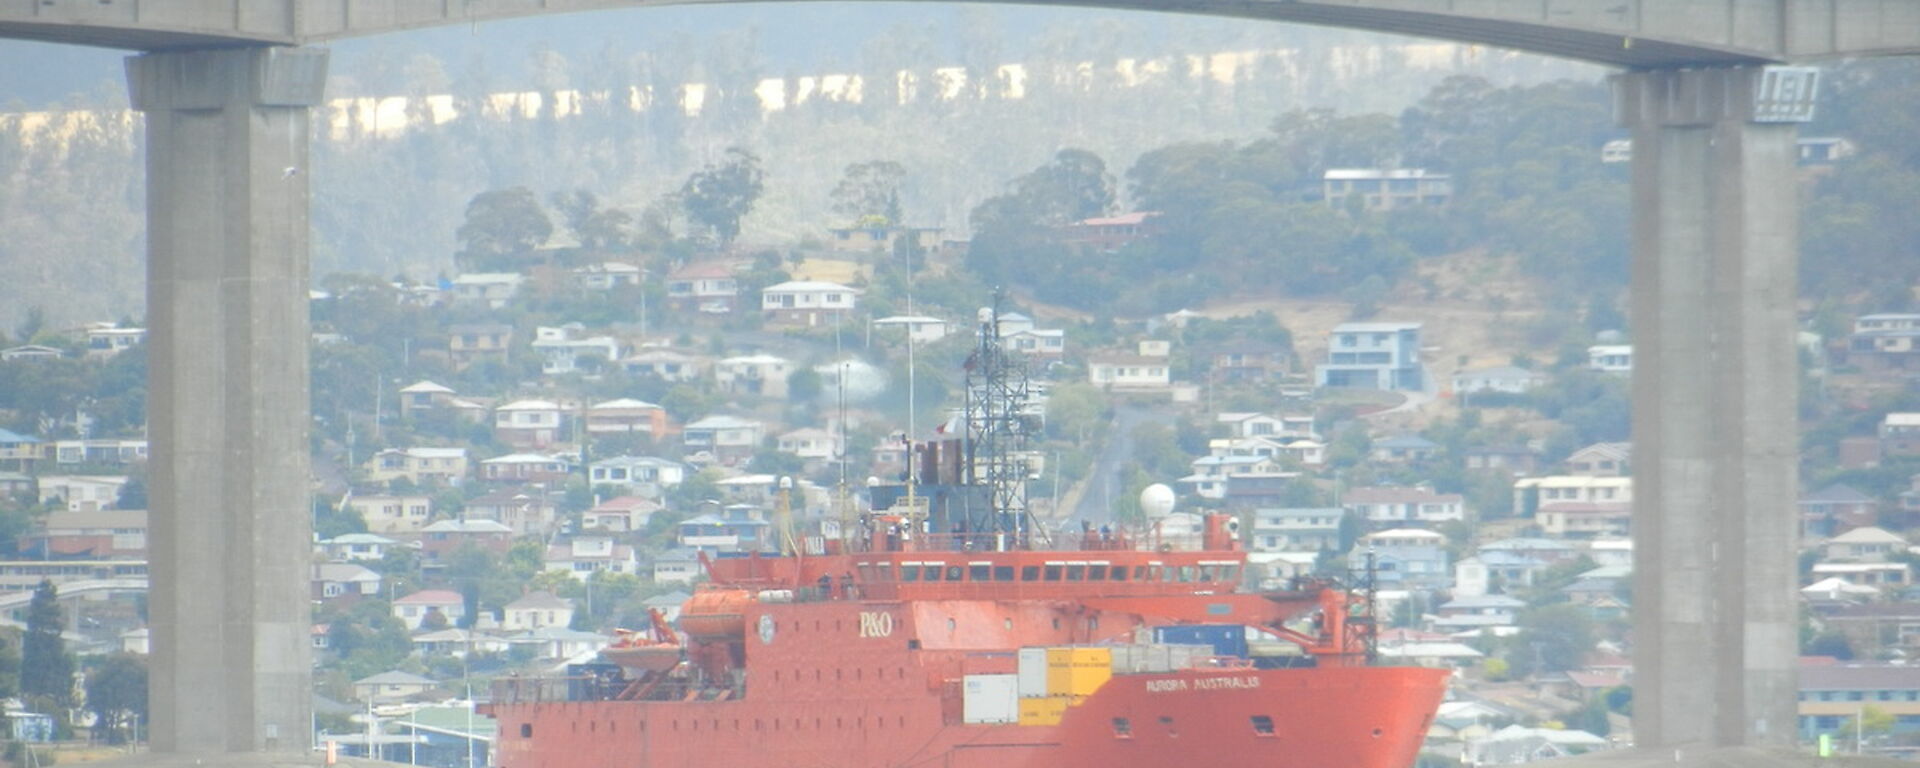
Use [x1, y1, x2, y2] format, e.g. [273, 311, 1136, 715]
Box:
[962, 290, 1038, 549]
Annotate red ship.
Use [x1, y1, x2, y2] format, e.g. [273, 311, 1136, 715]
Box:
[484, 303, 1449, 768]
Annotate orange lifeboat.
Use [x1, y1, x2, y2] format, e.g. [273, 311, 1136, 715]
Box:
[679, 588, 754, 641]
[601, 630, 683, 673]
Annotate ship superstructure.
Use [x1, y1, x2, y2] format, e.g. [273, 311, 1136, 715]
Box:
[483, 304, 1449, 768]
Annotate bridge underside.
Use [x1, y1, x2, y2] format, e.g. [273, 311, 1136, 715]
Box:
[3, 0, 1920, 67]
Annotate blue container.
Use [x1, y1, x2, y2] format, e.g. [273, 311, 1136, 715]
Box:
[1153, 624, 1249, 658]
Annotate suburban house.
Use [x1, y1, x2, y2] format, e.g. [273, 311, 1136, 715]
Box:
[1799, 664, 1920, 742]
[570, 261, 642, 291]
[682, 415, 764, 466]
[1321, 169, 1452, 210]
[620, 348, 709, 382]
[587, 456, 685, 498]
[479, 453, 572, 484]
[761, 280, 860, 327]
[0, 344, 62, 362]
[1060, 211, 1162, 251]
[493, 400, 566, 448]
[677, 506, 772, 552]
[652, 549, 702, 584]
[873, 315, 948, 344]
[48, 438, 148, 465]
[1587, 344, 1633, 374]
[1352, 529, 1450, 589]
[1565, 442, 1631, 476]
[345, 494, 433, 534]
[1822, 526, 1908, 563]
[320, 533, 398, 562]
[1512, 475, 1633, 518]
[465, 489, 561, 536]
[353, 671, 440, 703]
[665, 261, 739, 314]
[449, 273, 523, 308]
[1479, 537, 1581, 565]
[0, 429, 40, 472]
[1205, 341, 1288, 381]
[1536, 501, 1633, 537]
[396, 380, 457, 417]
[997, 313, 1066, 360]
[1217, 412, 1317, 440]
[502, 591, 575, 631]
[1342, 486, 1467, 525]
[391, 589, 466, 630]
[311, 562, 381, 603]
[1315, 322, 1425, 391]
[417, 518, 514, 564]
[37, 474, 130, 512]
[1250, 508, 1347, 553]
[447, 323, 513, 369]
[530, 325, 621, 375]
[1811, 561, 1909, 588]
[1800, 484, 1880, 539]
[825, 224, 942, 254]
[363, 447, 469, 487]
[1465, 445, 1542, 476]
[1848, 313, 1920, 373]
[585, 455, 684, 499]
[1432, 595, 1525, 632]
[1180, 455, 1285, 500]
[777, 428, 841, 463]
[1882, 413, 1920, 457]
[1451, 365, 1545, 395]
[83, 324, 146, 359]
[1370, 435, 1440, 463]
[21, 509, 149, 558]
[544, 537, 641, 580]
[582, 496, 661, 533]
[586, 399, 669, 437]
[715, 354, 794, 398]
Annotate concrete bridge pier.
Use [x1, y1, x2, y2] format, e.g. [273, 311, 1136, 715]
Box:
[126, 46, 328, 759]
[1618, 66, 1803, 752]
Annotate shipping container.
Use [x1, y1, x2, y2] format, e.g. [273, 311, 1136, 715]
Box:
[962, 674, 1019, 724]
[1153, 624, 1250, 658]
[1016, 648, 1049, 697]
[1017, 696, 1068, 726]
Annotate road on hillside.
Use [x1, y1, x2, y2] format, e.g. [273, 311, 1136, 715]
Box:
[1072, 402, 1176, 525]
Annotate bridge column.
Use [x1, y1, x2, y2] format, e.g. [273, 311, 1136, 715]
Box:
[126, 46, 328, 757]
[1617, 66, 1802, 750]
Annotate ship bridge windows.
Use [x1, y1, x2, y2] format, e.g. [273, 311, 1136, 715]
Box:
[1132, 565, 1147, 580]
[946, 565, 964, 581]
[995, 565, 1014, 581]
[1251, 715, 1275, 736]
[970, 562, 992, 581]
[1088, 561, 1110, 581]
[1044, 563, 1064, 581]
[1111, 565, 1128, 581]
[1111, 717, 1132, 738]
[1066, 564, 1085, 581]
[900, 562, 921, 582]
[1021, 565, 1040, 581]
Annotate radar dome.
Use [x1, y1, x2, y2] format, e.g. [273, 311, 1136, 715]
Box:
[1139, 484, 1176, 518]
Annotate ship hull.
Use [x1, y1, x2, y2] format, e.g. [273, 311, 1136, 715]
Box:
[487, 664, 1448, 768]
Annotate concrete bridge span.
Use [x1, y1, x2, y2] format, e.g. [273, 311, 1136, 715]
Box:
[4, 0, 1918, 764]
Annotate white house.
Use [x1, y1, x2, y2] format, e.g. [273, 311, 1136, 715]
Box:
[683, 415, 764, 465]
[761, 280, 860, 327]
[1088, 353, 1171, 390]
[1451, 366, 1545, 395]
[544, 537, 641, 580]
[531, 325, 621, 375]
[493, 399, 566, 448]
[502, 591, 576, 631]
[777, 428, 841, 461]
[620, 348, 708, 382]
[391, 589, 466, 631]
[585, 399, 667, 436]
[83, 324, 146, 359]
[874, 315, 948, 344]
[1588, 344, 1632, 374]
[652, 549, 702, 584]
[587, 456, 685, 498]
[321, 533, 399, 562]
[1342, 487, 1467, 524]
[571, 261, 642, 291]
[715, 354, 794, 398]
[582, 496, 661, 533]
[345, 494, 433, 534]
[36, 474, 131, 512]
[450, 273, 524, 308]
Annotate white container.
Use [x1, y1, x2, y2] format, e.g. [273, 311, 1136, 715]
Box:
[1016, 648, 1049, 697]
[963, 674, 1019, 724]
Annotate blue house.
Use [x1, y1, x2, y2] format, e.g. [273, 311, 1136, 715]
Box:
[1315, 322, 1425, 392]
[1352, 528, 1450, 590]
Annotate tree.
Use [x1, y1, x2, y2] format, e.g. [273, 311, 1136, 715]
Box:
[84, 653, 147, 744]
[455, 187, 552, 270]
[829, 160, 907, 226]
[680, 147, 765, 246]
[20, 580, 73, 710]
[1512, 604, 1596, 675]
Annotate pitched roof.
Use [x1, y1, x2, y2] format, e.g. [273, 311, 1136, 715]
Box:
[399, 380, 454, 394]
[355, 670, 439, 687]
[394, 589, 464, 605]
[419, 518, 513, 534]
[1828, 526, 1905, 545]
[1802, 484, 1876, 504]
[505, 590, 573, 611]
[1344, 486, 1462, 504]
